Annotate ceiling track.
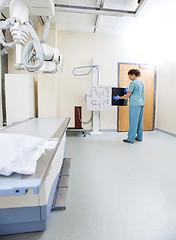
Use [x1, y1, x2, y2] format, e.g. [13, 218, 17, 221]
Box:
[55, 4, 136, 17]
[54, 0, 148, 34]
[135, 0, 148, 16]
[94, 0, 106, 33]
[55, 0, 148, 17]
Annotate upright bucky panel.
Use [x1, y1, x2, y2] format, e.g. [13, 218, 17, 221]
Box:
[86, 85, 112, 111]
[112, 88, 128, 106]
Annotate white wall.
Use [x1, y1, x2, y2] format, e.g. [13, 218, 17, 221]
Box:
[7, 0, 176, 134]
[154, 2, 176, 135]
[37, 23, 59, 118]
[0, 56, 2, 127]
[124, 0, 176, 134]
[57, 0, 176, 133]
[156, 61, 176, 134]
[57, 32, 150, 130]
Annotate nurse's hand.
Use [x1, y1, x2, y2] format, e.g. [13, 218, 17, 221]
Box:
[113, 95, 120, 101]
[124, 88, 128, 94]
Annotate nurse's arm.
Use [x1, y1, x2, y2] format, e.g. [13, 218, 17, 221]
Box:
[119, 91, 132, 99]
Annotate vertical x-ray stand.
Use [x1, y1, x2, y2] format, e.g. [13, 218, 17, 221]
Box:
[91, 60, 102, 135]
[72, 64, 102, 135]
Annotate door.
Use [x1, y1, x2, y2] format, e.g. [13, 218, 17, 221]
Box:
[118, 63, 156, 131]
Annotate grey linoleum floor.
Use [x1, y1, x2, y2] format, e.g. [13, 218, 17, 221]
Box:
[1, 130, 176, 240]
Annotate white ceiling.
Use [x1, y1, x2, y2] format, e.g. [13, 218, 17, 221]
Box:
[0, 0, 147, 35]
[52, 0, 141, 34]
[54, 0, 138, 11]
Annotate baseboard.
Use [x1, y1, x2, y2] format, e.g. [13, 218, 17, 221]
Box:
[155, 128, 176, 137]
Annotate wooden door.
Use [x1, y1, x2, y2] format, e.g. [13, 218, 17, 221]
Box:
[118, 63, 156, 131]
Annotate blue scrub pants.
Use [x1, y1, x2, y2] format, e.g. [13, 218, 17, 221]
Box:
[127, 106, 144, 143]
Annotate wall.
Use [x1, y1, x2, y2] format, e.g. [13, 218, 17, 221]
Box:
[153, 2, 176, 135]
[57, 31, 152, 130]
[156, 61, 176, 134]
[37, 23, 59, 118]
[0, 56, 2, 127]
[57, 0, 176, 133]
[7, 0, 176, 133]
[122, 0, 176, 134]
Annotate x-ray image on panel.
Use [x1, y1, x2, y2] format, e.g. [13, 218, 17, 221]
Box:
[112, 88, 128, 106]
[86, 85, 112, 111]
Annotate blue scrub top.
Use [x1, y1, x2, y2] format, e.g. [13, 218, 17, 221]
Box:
[128, 78, 145, 106]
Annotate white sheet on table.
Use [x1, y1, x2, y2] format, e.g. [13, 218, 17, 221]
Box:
[0, 133, 57, 176]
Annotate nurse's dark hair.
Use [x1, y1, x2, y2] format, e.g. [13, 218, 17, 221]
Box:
[128, 69, 141, 76]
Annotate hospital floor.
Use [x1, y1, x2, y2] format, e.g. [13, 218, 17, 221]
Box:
[1, 130, 176, 240]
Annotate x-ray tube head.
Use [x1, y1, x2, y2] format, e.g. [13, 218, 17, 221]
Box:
[10, 0, 29, 24]
[42, 43, 60, 63]
[0, 0, 60, 72]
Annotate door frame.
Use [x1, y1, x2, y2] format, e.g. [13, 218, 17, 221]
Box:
[117, 62, 157, 132]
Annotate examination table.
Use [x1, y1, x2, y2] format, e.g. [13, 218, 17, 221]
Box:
[0, 117, 70, 235]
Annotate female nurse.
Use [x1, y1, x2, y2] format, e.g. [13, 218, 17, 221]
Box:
[113, 69, 145, 144]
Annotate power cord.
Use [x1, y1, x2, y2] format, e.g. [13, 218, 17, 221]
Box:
[77, 108, 93, 124]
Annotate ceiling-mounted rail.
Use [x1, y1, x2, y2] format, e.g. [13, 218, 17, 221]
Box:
[55, 0, 149, 17]
[55, 4, 136, 17]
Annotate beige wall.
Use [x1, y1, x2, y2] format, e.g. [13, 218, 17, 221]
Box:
[8, 28, 176, 132]
[128, 0, 176, 135]
[57, 31, 149, 130]
[56, 0, 176, 133]
[156, 60, 176, 134]
[0, 56, 2, 127]
[7, 0, 176, 134]
[37, 23, 59, 118]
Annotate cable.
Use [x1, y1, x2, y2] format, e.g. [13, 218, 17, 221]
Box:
[0, 1, 52, 71]
[22, 21, 44, 72]
[77, 108, 93, 124]
[40, 16, 50, 43]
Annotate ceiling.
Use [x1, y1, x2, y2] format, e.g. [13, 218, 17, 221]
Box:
[51, 0, 146, 35]
[0, 0, 148, 35]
